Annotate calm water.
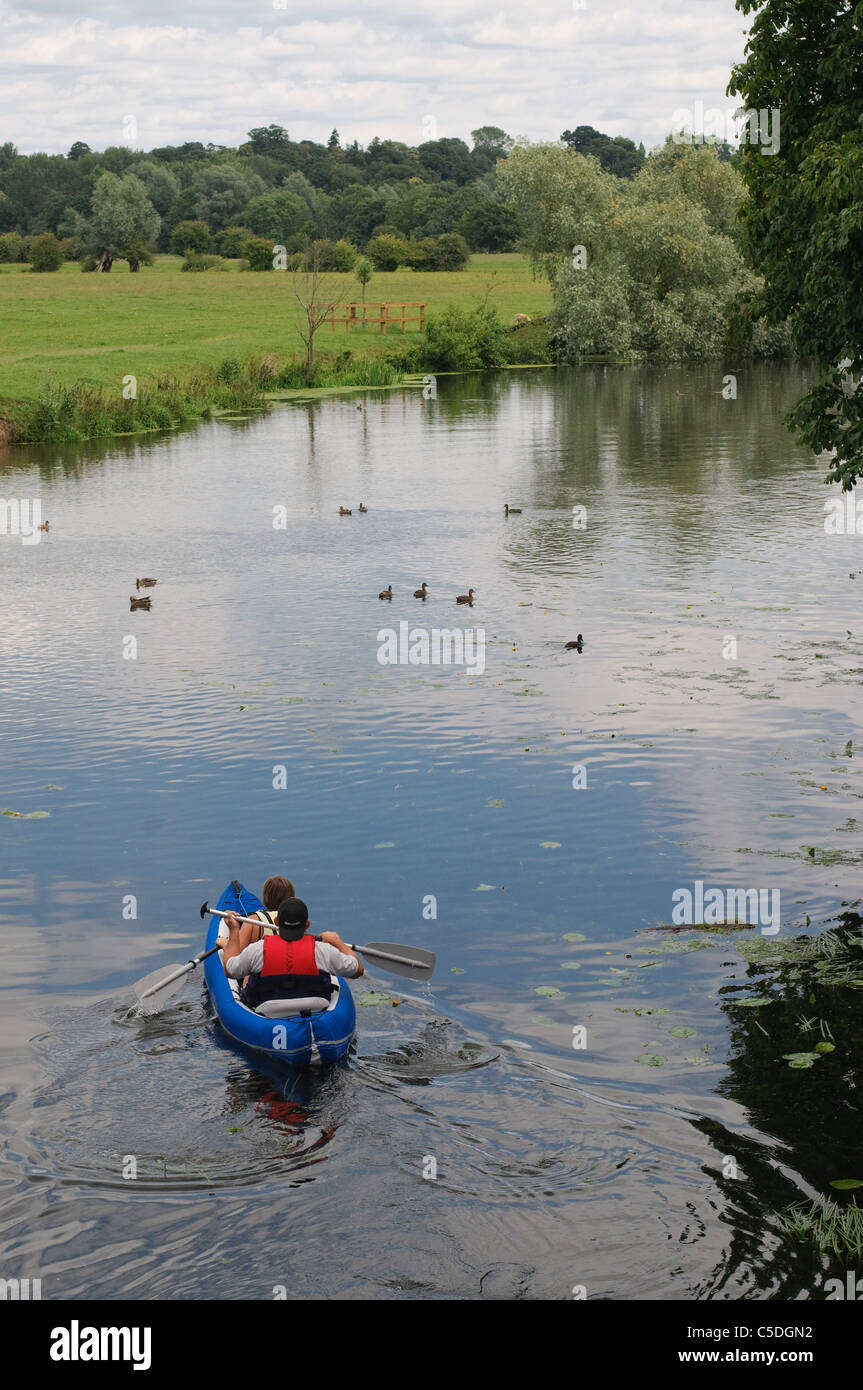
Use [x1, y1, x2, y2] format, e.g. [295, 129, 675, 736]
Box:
[1, 362, 861, 1300]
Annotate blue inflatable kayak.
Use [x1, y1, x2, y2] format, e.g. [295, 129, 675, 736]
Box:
[203, 880, 357, 1066]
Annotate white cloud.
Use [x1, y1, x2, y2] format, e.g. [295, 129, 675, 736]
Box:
[0, 0, 747, 154]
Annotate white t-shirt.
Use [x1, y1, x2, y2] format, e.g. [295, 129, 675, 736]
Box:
[223, 937, 360, 981]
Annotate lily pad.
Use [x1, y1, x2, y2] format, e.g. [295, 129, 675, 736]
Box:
[532, 1014, 553, 1025]
[636, 1053, 667, 1067]
[534, 985, 564, 999]
[562, 932, 587, 943]
[487, 799, 504, 808]
[815, 1041, 835, 1054]
[2, 809, 50, 819]
[374, 841, 396, 849]
[451, 967, 464, 974]
[783, 1051, 822, 1069]
[829, 1179, 863, 1190]
[539, 841, 561, 849]
[669, 1026, 697, 1038]
[559, 962, 581, 970]
[474, 883, 497, 892]
[735, 996, 773, 1008]
[632, 939, 717, 955]
[358, 992, 397, 1006]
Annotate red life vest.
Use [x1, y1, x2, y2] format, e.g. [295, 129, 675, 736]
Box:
[261, 933, 318, 978]
[243, 932, 333, 1010]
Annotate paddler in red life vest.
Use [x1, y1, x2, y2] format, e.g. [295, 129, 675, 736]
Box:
[220, 897, 363, 1011]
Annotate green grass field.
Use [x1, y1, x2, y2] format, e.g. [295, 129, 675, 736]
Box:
[0, 253, 551, 402]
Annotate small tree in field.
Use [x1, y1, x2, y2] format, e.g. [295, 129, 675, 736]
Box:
[0, 231, 26, 262]
[429, 232, 471, 270]
[366, 233, 409, 271]
[29, 232, 63, 272]
[332, 238, 358, 271]
[245, 237, 276, 271]
[355, 256, 373, 306]
[292, 246, 345, 382]
[169, 219, 213, 256]
[217, 225, 254, 258]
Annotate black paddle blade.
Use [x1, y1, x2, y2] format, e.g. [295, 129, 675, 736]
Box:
[199, 900, 209, 919]
[359, 942, 436, 981]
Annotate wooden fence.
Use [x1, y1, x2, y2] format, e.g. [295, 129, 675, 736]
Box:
[316, 302, 426, 335]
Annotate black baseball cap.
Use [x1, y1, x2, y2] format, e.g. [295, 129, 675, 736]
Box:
[277, 897, 310, 938]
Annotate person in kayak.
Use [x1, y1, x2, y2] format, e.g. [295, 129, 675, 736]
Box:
[220, 896, 363, 1012]
[217, 875, 296, 954]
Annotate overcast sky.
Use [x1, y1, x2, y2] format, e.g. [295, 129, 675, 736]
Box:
[1, 0, 750, 155]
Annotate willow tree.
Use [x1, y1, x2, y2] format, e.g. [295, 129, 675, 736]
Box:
[496, 142, 617, 280]
[501, 141, 756, 362]
[89, 172, 160, 271]
[729, 0, 863, 488]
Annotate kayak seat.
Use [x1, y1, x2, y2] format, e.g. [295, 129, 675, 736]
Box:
[254, 996, 331, 1019]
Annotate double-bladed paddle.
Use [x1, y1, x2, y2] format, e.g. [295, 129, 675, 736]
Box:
[132, 902, 436, 1014]
[200, 904, 436, 981]
[133, 942, 223, 1014]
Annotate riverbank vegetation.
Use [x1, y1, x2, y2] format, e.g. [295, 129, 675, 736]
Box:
[3, 361, 271, 444]
[2, 323, 553, 443]
[2, 353, 410, 444]
[499, 138, 791, 363]
[4, 88, 857, 459]
[729, 0, 863, 490]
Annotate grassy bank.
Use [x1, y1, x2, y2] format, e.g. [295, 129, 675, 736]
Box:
[1, 354, 411, 444]
[0, 252, 550, 401]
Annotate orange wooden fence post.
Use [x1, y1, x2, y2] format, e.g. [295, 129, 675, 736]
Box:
[306, 302, 424, 334]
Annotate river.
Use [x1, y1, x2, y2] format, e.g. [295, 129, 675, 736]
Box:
[1, 361, 861, 1299]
